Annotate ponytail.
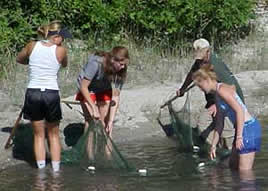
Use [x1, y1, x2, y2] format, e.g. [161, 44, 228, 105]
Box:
[37, 20, 62, 39]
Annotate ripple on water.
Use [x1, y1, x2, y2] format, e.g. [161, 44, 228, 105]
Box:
[0, 120, 267, 191]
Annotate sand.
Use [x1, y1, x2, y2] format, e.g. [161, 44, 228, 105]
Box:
[0, 70, 268, 169]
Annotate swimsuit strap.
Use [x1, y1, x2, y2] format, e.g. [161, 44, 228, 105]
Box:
[216, 82, 222, 92]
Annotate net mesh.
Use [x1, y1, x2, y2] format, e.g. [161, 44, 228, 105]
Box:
[158, 92, 210, 155]
[12, 123, 35, 162]
[61, 120, 134, 171]
[11, 121, 134, 172]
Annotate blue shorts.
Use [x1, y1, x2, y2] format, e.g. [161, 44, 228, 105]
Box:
[237, 118, 261, 154]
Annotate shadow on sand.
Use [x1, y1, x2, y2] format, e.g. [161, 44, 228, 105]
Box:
[1, 122, 85, 168]
[2, 123, 36, 167]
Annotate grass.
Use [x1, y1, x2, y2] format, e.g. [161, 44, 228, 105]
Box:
[0, 25, 267, 106]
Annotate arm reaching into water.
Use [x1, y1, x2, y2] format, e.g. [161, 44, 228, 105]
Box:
[210, 130, 220, 160]
[106, 89, 120, 136]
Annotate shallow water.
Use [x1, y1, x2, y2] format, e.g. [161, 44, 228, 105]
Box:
[0, 120, 267, 191]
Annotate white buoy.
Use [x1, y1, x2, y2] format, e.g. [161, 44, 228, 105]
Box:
[87, 166, 96, 171]
[138, 169, 147, 176]
[193, 145, 200, 153]
[198, 162, 205, 167]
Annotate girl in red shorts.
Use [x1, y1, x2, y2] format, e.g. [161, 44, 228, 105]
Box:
[76, 46, 129, 137]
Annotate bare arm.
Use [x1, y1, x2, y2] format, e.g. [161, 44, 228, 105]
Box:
[210, 129, 220, 160]
[16, 41, 36, 65]
[211, 130, 220, 147]
[56, 46, 68, 67]
[109, 89, 120, 123]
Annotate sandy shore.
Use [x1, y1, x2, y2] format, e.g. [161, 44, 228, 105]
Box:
[1, 70, 268, 169]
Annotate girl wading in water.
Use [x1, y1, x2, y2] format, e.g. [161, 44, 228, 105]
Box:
[76, 47, 128, 160]
[192, 63, 261, 170]
[16, 21, 72, 172]
[76, 46, 129, 137]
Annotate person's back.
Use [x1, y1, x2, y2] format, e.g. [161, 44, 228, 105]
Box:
[16, 20, 71, 172]
[216, 83, 249, 124]
[28, 41, 60, 90]
[210, 53, 244, 103]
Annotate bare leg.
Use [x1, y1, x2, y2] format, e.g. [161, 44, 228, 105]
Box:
[80, 101, 95, 160]
[97, 100, 111, 134]
[97, 101, 112, 158]
[239, 152, 255, 170]
[229, 145, 255, 170]
[239, 168, 255, 181]
[46, 122, 61, 162]
[80, 101, 92, 133]
[239, 169, 257, 191]
[32, 120, 46, 162]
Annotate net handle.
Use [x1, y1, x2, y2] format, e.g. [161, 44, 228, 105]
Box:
[4, 108, 23, 149]
[160, 84, 195, 109]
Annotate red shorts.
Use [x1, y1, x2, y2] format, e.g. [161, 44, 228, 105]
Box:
[75, 90, 112, 103]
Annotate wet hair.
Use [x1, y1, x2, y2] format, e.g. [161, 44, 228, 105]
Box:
[37, 20, 62, 39]
[95, 46, 129, 83]
[192, 63, 217, 81]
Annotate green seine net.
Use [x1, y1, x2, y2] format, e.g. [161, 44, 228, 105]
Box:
[158, 91, 232, 162]
[11, 121, 134, 171]
[158, 92, 214, 155]
[13, 123, 35, 162]
[168, 93, 194, 151]
[61, 120, 135, 171]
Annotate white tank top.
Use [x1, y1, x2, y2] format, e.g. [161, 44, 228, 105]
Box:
[27, 41, 60, 90]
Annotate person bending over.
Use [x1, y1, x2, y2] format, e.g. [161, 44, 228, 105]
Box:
[177, 38, 244, 147]
[76, 46, 129, 137]
[193, 64, 261, 170]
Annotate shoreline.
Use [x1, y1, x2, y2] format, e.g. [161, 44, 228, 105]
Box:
[0, 70, 268, 170]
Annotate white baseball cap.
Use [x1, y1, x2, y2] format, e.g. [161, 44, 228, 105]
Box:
[193, 38, 210, 50]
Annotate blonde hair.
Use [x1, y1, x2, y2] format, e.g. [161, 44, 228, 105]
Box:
[192, 64, 217, 81]
[37, 20, 62, 39]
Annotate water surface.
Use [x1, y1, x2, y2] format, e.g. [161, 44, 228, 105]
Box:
[0, 120, 267, 191]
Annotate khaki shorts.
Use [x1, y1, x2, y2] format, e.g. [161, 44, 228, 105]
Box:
[196, 108, 234, 149]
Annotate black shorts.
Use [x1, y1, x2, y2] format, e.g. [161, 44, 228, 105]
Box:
[23, 88, 62, 122]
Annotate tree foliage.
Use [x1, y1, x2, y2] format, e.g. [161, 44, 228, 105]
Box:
[0, 0, 256, 54]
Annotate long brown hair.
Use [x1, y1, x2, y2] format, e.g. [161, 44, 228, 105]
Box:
[95, 46, 129, 83]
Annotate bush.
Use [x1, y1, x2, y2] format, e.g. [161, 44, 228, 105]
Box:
[126, 0, 255, 48]
[0, 0, 256, 55]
